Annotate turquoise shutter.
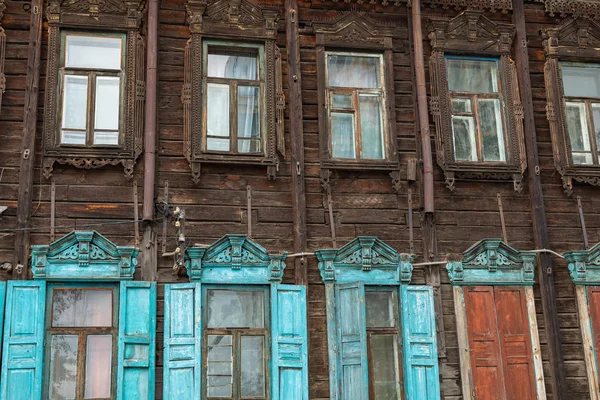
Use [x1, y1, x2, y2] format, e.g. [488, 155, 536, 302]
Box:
[336, 282, 368, 400]
[0, 281, 6, 361]
[163, 283, 202, 400]
[401, 285, 440, 400]
[0, 281, 46, 400]
[117, 281, 157, 400]
[271, 284, 309, 400]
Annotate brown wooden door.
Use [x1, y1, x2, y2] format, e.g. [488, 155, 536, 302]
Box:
[464, 286, 537, 400]
[586, 286, 600, 385]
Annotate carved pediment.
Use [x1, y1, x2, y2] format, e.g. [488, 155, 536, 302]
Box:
[446, 238, 536, 285]
[31, 231, 138, 280]
[536, 0, 600, 21]
[315, 236, 413, 284]
[565, 242, 600, 284]
[428, 11, 515, 54]
[185, 234, 287, 283]
[313, 12, 394, 49]
[542, 17, 600, 57]
[46, 0, 145, 27]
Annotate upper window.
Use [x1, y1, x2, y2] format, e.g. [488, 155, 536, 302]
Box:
[446, 57, 506, 163]
[326, 53, 386, 161]
[60, 33, 125, 147]
[203, 42, 264, 155]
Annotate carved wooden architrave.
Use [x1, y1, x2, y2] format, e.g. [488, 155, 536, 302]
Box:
[42, 0, 146, 180]
[0, 0, 6, 116]
[314, 12, 399, 187]
[318, 0, 512, 13]
[183, 0, 282, 184]
[535, 0, 600, 21]
[428, 11, 527, 192]
[541, 18, 600, 195]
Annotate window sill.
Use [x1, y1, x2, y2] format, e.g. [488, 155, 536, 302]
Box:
[190, 154, 279, 183]
[443, 162, 525, 193]
[321, 159, 399, 171]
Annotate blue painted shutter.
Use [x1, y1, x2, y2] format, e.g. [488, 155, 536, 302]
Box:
[117, 281, 157, 400]
[0, 281, 46, 400]
[271, 284, 309, 400]
[163, 283, 202, 400]
[401, 285, 440, 400]
[0, 282, 7, 364]
[335, 282, 368, 400]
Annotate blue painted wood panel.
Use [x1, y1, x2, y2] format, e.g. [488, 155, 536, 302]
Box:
[271, 284, 309, 400]
[0, 281, 46, 400]
[335, 282, 368, 400]
[163, 283, 202, 400]
[401, 286, 440, 400]
[117, 281, 156, 400]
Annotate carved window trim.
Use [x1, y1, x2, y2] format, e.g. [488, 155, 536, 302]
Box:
[42, 0, 146, 180]
[541, 18, 600, 195]
[183, 0, 283, 183]
[314, 12, 399, 172]
[428, 11, 527, 192]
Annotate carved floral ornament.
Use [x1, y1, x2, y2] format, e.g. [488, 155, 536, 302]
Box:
[313, 0, 512, 13]
[535, 0, 600, 21]
[565, 242, 600, 285]
[428, 11, 527, 192]
[446, 238, 536, 285]
[541, 18, 600, 195]
[315, 236, 414, 284]
[31, 231, 138, 281]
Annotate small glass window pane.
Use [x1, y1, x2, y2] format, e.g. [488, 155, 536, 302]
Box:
[238, 139, 261, 153]
[208, 52, 258, 80]
[241, 336, 266, 397]
[331, 112, 356, 159]
[207, 84, 230, 143]
[84, 335, 112, 399]
[366, 291, 396, 328]
[479, 98, 506, 162]
[371, 334, 401, 400]
[49, 335, 78, 400]
[332, 93, 353, 109]
[52, 289, 112, 327]
[94, 76, 120, 145]
[452, 116, 477, 161]
[566, 101, 593, 165]
[207, 290, 265, 329]
[561, 65, 600, 98]
[359, 94, 384, 159]
[328, 54, 381, 88]
[61, 131, 86, 145]
[207, 335, 233, 398]
[452, 98, 472, 113]
[446, 58, 498, 93]
[65, 35, 122, 70]
[238, 85, 260, 145]
[62, 75, 88, 133]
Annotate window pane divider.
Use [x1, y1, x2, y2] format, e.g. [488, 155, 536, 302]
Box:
[585, 100, 600, 165]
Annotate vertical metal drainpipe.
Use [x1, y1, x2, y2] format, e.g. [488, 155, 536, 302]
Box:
[411, 0, 435, 213]
[143, 0, 158, 221]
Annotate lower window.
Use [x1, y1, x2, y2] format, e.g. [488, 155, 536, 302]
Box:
[45, 285, 118, 400]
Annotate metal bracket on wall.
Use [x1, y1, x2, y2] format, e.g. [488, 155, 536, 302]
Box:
[497, 193, 508, 244]
[162, 181, 169, 254]
[577, 196, 589, 250]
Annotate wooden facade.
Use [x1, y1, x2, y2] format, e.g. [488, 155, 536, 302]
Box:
[2, 0, 600, 398]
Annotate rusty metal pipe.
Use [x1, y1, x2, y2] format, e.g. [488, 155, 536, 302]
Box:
[143, 0, 158, 221]
[411, 0, 434, 213]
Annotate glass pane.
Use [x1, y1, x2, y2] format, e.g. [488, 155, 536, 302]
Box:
[94, 76, 120, 145]
[52, 289, 112, 327]
[370, 334, 401, 400]
[49, 335, 78, 400]
[452, 97, 472, 113]
[331, 112, 356, 159]
[365, 291, 396, 328]
[208, 52, 258, 80]
[61, 131, 86, 145]
[593, 103, 600, 163]
[566, 101, 593, 165]
[206, 290, 265, 328]
[207, 138, 230, 151]
[238, 86, 260, 146]
[241, 336, 266, 397]
[65, 35, 122, 70]
[332, 93, 353, 109]
[446, 58, 498, 93]
[561, 65, 600, 98]
[328, 54, 381, 88]
[452, 116, 477, 161]
[479, 98, 506, 162]
[85, 335, 112, 399]
[359, 94, 384, 159]
[238, 139, 261, 153]
[207, 83, 230, 146]
[207, 335, 233, 398]
[62, 75, 88, 131]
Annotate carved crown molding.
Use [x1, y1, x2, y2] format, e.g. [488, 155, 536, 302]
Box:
[536, 0, 600, 21]
[313, 11, 394, 50]
[313, 0, 511, 13]
[565, 243, 600, 284]
[315, 236, 414, 285]
[541, 17, 600, 58]
[446, 239, 536, 285]
[185, 234, 287, 283]
[46, 0, 145, 28]
[31, 231, 138, 281]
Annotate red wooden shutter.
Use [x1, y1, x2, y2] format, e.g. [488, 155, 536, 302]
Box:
[494, 287, 536, 400]
[587, 286, 600, 386]
[464, 286, 505, 400]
